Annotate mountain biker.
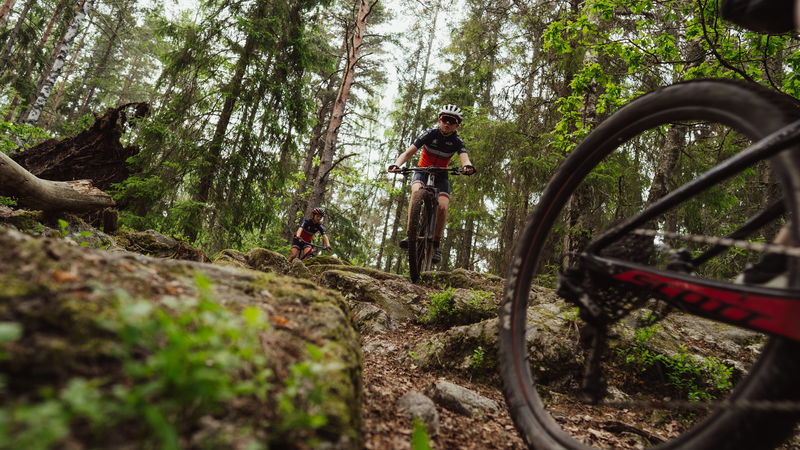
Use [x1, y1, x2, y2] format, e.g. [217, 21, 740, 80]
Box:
[388, 104, 476, 264]
[288, 207, 332, 262]
[721, 0, 799, 286]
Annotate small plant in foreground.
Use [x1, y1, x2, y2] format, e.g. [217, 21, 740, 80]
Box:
[618, 324, 734, 401]
[423, 287, 456, 323]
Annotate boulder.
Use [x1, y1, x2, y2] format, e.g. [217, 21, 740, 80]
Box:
[213, 248, 250, 269]
[319, 270, 426, 323]
[397, 391, 439, 436]
[425, 380, 499, 416]
[246, 247, 289, 274]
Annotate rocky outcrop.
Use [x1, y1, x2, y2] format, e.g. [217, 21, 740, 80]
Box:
[0, 229, 361, 448]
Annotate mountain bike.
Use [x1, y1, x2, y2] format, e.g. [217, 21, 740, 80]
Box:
[498, 79, 800, 449]
[299, 242, 329, 261]
[399, 166, 462, 282]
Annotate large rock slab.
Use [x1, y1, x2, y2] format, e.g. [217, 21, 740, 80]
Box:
[319, 270, 426, 329]
[0, 229, 362, 448]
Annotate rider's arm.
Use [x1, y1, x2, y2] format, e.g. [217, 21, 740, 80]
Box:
[322, 234, 331, 249]
[294, 227, 305, 241]
[389, 144, 419, 171]
[459, 152, 475, 175]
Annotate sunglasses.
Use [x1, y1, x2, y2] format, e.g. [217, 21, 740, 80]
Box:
[440, 116, 459, 125]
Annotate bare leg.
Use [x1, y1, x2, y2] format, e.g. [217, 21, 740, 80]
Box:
[406, 182, 423, 229]
[289, 247, 299, 262]
[774, 223, 796, 246]
[435, 194, 449, 241]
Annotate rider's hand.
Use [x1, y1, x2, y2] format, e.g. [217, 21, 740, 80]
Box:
[388, 164, 401, 173]
[462, 165, 476, 175]
[326, 246, 333, 251]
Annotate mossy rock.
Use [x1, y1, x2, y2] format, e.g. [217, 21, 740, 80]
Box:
[287, 259, 313, 279]
[420, 268, 503, 291]
[303, 255, 351, 266]
[246, 247, 289, 274]
[0, 206, 45, 234]
[411, 301, 580, 384]
[421, 288, 498, 327]
[318, 270, 424, 322]
[0, 229, 362, 448]
[112, 229, 208, 261]
[307, 264, 403, 281]
[213, 248, 250, 270]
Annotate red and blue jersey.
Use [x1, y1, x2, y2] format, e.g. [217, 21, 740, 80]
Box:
[296, 218, 326, 243]
[412, 128, 467, 167]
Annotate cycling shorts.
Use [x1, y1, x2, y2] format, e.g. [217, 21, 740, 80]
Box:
[411, 171, 451, 198]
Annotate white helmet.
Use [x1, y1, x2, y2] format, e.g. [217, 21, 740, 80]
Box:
[438, 104, 463, 123]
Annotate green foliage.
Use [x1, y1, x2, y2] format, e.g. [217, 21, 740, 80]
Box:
[0, 197, 16, 207]
[423, 288, 457, 323]
[469, 346, 488, 371]
[275, 344, 330, 445]
[0, 122, 51, 154]
[411, 418, 433, 450]
[56, 219, 69, 237]
[618, 324, 734, 401]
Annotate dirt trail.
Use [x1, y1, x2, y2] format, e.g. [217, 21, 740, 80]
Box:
[361, 322, 525, 449]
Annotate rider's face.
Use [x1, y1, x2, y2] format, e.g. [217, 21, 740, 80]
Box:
[312, 213, 323, 222]
[438, 115, 460, 134]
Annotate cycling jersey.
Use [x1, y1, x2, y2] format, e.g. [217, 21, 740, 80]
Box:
[412, 128, 467, 167]
[294, 218, 325, 244]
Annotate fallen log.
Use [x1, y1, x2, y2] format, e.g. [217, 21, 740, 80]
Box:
[0, 151, 115, 212]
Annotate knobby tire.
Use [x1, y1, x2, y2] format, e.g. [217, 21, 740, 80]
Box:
[408, 189, 434, 282]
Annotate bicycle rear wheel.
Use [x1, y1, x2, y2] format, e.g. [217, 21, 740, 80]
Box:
[408, 189, 435, 282]
[499, 79, 800, 449]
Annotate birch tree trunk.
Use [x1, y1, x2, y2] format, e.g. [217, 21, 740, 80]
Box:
[22, 0, 94, 127]
[304, 0, 377, 215]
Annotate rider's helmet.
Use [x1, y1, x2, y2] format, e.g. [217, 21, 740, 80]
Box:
[312, 207, 325, 216]
[438, 104, 463, 123]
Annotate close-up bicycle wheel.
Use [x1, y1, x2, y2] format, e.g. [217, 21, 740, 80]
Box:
[499, 80, 800, 449]
[408, 188, 435, 282]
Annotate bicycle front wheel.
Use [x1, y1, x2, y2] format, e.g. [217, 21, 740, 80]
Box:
[408, 189, 435, 282]
[499, 79, 800, 449]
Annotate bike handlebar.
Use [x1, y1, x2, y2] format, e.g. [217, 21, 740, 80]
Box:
[397, 166, 465, 175]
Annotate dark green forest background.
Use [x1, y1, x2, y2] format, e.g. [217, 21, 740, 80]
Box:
[1, 0, 798, 277]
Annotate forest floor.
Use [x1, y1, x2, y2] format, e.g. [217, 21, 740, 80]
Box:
[361, 323, 525, 449]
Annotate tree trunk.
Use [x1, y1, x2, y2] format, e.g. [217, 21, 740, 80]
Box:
[0, 152, 114, 212]
[284, 76, 337, 239]
[189, 3, 264, 240]
[457, 214, 475, 269]
[0, 0, 17, 27]
[304, 0, 376, 215]
[386, 190, 407, 273]
[22, 0, 94, 127]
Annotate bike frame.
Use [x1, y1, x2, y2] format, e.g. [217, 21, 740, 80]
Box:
[299, 242, 327, 260]
[573, 119, 800, 342]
